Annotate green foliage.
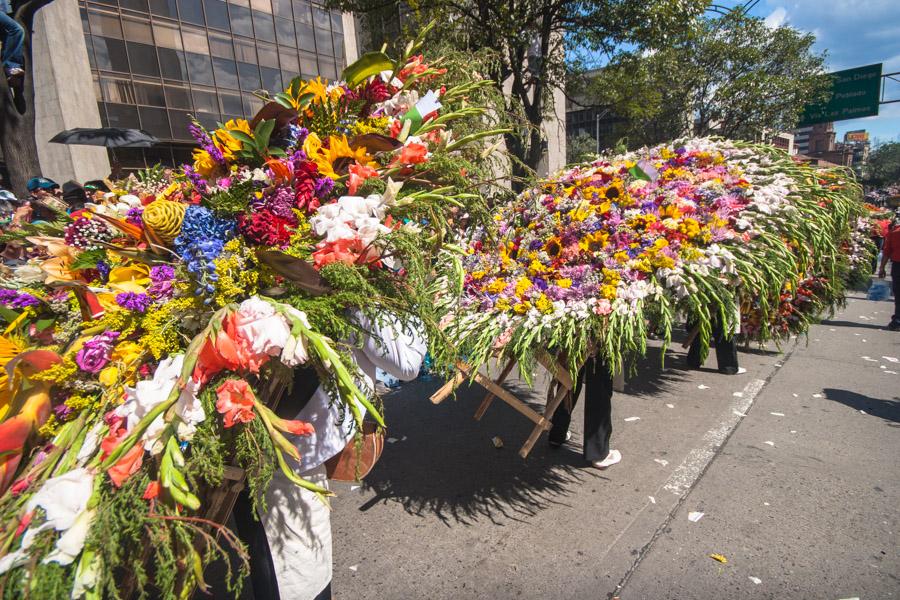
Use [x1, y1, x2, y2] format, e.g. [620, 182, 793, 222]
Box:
[205, 178, 256, 215]
[232, 409, 276, 517]
[864, 142, 900, 187]
[566, 132, 599, 165]
[327, 0, 705, 177]
[582, 13, 829, 147]
[71, 248, 108, 271]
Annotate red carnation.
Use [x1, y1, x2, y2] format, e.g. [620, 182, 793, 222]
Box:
[238, 210, 297, 247]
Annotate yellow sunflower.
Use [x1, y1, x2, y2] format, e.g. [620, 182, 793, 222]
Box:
[311, 134, 376, 180]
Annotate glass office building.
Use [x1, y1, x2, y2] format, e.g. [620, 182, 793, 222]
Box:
[77, 0, 352, 169]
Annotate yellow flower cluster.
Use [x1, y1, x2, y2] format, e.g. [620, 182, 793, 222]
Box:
[212, 238, 260, 307]
[31, 356, 78, 385]
[349, 116, 390, 136]
[139, 296, 200, 359]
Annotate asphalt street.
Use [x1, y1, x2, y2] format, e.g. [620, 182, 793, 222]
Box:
[329, 291, 899, 600]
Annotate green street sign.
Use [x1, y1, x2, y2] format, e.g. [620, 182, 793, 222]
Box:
[798, 63, 882, 127]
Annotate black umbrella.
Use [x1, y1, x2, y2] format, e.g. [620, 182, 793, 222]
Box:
[49, 128, 159, 148]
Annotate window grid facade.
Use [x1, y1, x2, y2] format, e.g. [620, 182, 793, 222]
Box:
[78, 0, 347, 169]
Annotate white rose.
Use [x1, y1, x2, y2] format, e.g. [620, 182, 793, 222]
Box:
[234, 297, 292, 356]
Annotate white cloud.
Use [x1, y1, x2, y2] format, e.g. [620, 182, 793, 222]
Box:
[764, 7, 788, 29]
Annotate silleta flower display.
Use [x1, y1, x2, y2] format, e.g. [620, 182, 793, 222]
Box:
[438, 139, 871, 378]
[0, 28, 504, 598]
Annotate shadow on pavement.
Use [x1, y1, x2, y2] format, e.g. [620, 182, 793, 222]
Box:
[820, 319, 890, 331]
[355, 376, 600, 527]
[823, 387, 900, 424]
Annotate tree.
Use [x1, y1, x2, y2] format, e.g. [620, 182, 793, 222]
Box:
[864, 142, 900, 188]
[565, 131, 597, 165]
[327, 0, 707, 186]
[0, 0, 54, 197]
[585, 13, 829, 147]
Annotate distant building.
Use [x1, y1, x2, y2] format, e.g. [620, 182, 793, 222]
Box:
[793, 122, 853, 168]
[27, 0, 357, 182]
[771, 132, 795, 155]
[843, 130, 870, 177]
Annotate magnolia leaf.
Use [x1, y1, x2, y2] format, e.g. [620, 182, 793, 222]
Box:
[250, 102, 298, 130]
[350, 134, 403, 153]
[342, 51, 393, 88]
[256, 250, 332, 296]
[274, 92, 294, 109]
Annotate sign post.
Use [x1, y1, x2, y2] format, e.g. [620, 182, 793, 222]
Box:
[798, 63, 882, 126]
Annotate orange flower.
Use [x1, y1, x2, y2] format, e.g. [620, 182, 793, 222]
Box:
[193, 313, 271, 384]
[394, 142, 428, 166]
[348, 161, 378, 195]
[312, 238, 369, 269]
[215, 379, 256, 428]
[107, 444, 144, 488]
[142, 480, 160, 500]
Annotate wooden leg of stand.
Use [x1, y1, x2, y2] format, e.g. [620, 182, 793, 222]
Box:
[430, 367, 467, 404]
[474, 358, 516, 420]
[519, 380, 570, 458]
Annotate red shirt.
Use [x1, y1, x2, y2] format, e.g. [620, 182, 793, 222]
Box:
[884, 225, 900, 262]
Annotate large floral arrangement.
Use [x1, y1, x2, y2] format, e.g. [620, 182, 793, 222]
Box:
[0, 29, 503, 598]
[437, 139, 867, 379]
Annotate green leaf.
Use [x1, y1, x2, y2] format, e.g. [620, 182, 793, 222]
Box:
[267, 146, 287, 157]
[628, 164, 652, 181]
[341, 51, 393, 88]
[229, 130, 256, 146]
[293, 92, 315, 111]
[35, 318, 55, 332]
[274, 92, 294, 109]
[254, 119, 276, 149]
[0, 306, 20, 324]
[70, 248, 107, 271]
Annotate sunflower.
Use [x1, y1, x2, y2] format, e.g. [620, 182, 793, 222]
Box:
[214, 119, 252, 161]
[311, 134, 376, 180]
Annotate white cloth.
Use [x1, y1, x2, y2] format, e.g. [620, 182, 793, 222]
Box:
[262, 313, 426, 599]
[288, 313, 427, 473]
[260, 465, 331, 600]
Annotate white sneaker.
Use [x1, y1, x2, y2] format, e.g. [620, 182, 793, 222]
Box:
[591, 449, 622, 469]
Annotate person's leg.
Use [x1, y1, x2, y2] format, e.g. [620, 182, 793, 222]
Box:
[548, 364, 584, 446]
[232, 488, 281, 600]
[582, 358, 614, 463]
[891, 261, 900, 328]
[260, 465, 332, 599]
[686, 321, 704, 369]
[712, 317, 739, 375]
[0, 13, 25, 73]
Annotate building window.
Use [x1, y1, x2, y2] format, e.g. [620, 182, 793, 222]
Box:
[79, 0, 349, 152]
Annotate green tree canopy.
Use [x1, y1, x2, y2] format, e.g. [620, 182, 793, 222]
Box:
[581, 13, 829, 148]
[865, 142, 900, 188]
[327, 0, 708, 184]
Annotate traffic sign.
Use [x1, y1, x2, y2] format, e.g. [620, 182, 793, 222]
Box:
[798, 63, 882, 126]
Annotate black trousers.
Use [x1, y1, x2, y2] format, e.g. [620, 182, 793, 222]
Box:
[549, 357, 613, 462]
[687, 317, 739, 374]
[892, 261, 900, 322]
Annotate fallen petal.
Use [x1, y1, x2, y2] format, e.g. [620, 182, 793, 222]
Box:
[688, 511, 704, 522]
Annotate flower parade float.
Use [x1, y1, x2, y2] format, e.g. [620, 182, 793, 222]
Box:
[0, 28, 506, 598]
[431, 138, 871, 454]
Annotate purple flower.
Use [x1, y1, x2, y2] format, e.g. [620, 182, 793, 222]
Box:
[0, 289, 40, 309]
[149, 265, 176, 299]
[314, 176, 334, 198]
[115, 292, 152, 312]
[54, 403, 75, 420]
[183, 165, 209, 193]
[75, 331, 120, 374]
[126, 207, 144, 227]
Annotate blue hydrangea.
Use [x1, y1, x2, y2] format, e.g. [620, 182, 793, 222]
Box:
[173, 206, 232, 302]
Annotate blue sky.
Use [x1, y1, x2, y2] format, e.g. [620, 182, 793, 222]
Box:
[745, 0, 900, 144]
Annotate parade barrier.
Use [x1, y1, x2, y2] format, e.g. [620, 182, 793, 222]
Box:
[0, 26, 505, 598]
